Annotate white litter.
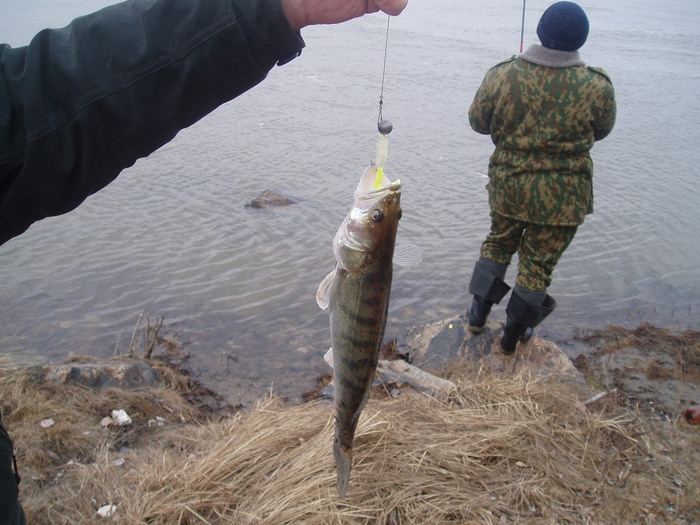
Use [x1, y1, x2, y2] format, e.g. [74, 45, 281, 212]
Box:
[110, 409, 132, 426]
[96, 504, 118, 517]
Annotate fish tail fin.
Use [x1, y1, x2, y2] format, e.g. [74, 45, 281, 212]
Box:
[333, 439, 352, 498]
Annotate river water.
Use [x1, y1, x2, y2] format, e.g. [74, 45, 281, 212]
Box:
[1, 0, 699, 405]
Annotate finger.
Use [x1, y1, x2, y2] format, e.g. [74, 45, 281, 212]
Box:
[365, 0, 379, 14]
[375, 0, 408, 16]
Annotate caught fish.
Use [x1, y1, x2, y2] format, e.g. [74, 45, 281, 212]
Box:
[317, 163, 402, 497]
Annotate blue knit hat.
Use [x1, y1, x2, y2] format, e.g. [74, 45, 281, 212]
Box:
[537, 2, 589, 51]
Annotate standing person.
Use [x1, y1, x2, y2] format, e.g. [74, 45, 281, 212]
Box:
[465, 1, 616, 353]
[0, 0, 407, 522]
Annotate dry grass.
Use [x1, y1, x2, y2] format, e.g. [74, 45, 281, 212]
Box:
[1, 364, 697, 524]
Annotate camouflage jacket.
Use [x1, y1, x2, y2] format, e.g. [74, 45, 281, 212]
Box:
[469, 45, 616, 226]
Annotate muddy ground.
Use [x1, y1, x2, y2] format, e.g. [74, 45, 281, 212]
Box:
[571, 323, 699, 421]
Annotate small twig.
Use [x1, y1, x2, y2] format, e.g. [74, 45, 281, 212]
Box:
[113, 328, 122, 357]
[128, 314, 144, 357]
[144, 316, 164, 359]
[584, 388, 618, 406]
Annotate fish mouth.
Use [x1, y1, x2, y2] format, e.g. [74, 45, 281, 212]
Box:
[353, 164, 401, 201]
[353, 179, 401, 201]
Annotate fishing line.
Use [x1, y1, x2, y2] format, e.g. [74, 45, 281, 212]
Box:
[374, 14, 394, 189]
[377, 14, 391, 128]
[519, 0, 527, 53]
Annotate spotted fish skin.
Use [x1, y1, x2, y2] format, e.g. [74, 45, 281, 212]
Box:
[317, 164, 402, 497]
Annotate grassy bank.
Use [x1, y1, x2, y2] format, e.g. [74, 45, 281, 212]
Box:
[0, 354, 697, 523]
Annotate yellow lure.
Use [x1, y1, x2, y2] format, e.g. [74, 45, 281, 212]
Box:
[374, 132, 389, 190]
[374, 168, 384, 190]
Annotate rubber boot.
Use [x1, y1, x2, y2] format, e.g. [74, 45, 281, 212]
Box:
[467, 258, 510, 333]
[500, 289, 556, 354]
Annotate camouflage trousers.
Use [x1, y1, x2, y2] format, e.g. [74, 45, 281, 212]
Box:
[480, 212, 578, 292]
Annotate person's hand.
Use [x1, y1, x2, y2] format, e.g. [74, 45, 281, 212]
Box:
[282, 0, 408, 31]
[683, 405, 700, 425]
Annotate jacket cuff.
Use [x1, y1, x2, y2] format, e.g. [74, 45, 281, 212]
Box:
[235, 0, 306, 68]
[270, 0, 305, 66]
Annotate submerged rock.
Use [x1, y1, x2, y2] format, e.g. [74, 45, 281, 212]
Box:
[247, 190, 296, 209]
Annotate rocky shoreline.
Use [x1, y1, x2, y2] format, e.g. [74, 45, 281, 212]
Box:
[19, 317, 700, 423]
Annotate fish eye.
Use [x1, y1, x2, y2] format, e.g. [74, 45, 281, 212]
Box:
[397, 208, 403, 220]
[371, 209, 385, 223]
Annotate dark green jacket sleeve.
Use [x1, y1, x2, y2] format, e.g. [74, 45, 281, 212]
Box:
[468, 58, 514, 137]
[587, 67, 616, 141]
[468, 75, 495, 136]
[0, 0, 305, 245]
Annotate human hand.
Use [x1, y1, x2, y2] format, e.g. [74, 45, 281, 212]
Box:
[282, 0, 408, 31]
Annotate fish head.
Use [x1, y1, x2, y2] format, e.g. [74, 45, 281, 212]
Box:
[333, 164, 402, 272]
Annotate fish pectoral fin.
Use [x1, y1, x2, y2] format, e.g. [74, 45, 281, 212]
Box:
[323, 347, 334, 369]
[316, 269, 338, 311]
[394, 244, 424, 266]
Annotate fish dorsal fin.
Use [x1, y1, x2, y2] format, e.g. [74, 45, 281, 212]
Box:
[393, 244, 423, 266]
[316, 268, 338, 311]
